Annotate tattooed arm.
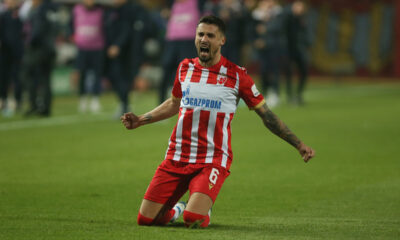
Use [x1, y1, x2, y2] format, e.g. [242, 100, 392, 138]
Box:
[120, 97, 181, 130]
[255, 103, 315, 162]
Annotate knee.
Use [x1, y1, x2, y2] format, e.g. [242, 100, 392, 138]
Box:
[137, 213, 153, 226]
[183, 210, 209, 228]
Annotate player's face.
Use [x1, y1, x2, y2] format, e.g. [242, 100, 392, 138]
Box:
[195, 23, 226, 64]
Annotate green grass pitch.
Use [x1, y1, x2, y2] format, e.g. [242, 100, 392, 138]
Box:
[0, 81, 399, 239]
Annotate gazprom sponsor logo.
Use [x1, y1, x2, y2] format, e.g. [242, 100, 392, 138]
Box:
[182, 87, 222, 110]
[182, 86, 190, 98]
[183, 97, 222, 110]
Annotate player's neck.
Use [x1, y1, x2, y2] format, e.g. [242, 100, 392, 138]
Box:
[199, 54, 221, 68]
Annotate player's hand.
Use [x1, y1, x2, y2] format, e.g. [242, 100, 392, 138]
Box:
[120, 112, 140, 130]
[297, 142, 315, 163]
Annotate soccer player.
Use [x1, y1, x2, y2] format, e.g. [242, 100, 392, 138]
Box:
[121, 15, 315, 228]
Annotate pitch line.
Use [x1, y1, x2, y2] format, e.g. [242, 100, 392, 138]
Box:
[0, 113, 110, 131]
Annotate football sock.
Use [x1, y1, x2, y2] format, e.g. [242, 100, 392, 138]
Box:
[183, 210, 210, 228]
[154, 209, 175, 225]
[137, 213, 153, 226]
[137, 209, 177, 226]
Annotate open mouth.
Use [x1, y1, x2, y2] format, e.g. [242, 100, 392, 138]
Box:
[200, 47, 210, 53]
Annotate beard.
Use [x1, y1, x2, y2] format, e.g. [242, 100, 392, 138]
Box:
[198, 54, 211, 63]
[197, 48, 217, 63]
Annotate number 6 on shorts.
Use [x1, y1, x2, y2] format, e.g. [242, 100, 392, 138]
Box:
[209, 168, 220, 185]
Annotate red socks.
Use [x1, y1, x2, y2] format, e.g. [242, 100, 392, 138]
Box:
[137, 209, 176, 226]
[155, 209, 175, 225]
[138, 210, 210, 228]
[137, 213, 153, 226]
[183, 210, 210, 228]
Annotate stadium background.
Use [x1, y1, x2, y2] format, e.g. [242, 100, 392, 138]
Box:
[45, 0, 400, 95]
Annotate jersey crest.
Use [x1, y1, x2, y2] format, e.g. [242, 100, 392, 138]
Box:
[217, 73, 228, 85]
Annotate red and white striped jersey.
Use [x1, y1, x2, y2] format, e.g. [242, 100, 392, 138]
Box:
[165, 56, 265, 170]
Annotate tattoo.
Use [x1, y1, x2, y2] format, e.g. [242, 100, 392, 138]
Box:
[141, 114, 152, 124]
[257, 104, 301, 148]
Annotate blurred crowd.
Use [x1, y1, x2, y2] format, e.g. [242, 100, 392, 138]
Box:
[0, 0, 311, 118]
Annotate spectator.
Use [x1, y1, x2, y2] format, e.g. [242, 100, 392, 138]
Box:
[0, 0, 24, 116]
[284, 0, 310, 105]
[251, 0, 287, 108]
[158, 0, 206, 104]
[205, 0, 246, 65]
[22, 0, 58, 117]
[71, 0, 105, 113]
[104, 0, 149, 117]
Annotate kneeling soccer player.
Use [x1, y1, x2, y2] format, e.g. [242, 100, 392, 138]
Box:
[121, 15, 315, 228]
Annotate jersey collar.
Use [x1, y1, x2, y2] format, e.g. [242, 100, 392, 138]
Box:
[194, 55, 226, 71]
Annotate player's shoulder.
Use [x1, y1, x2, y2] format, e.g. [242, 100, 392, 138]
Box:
[176, 58, 196, 70]
[179, 58, 195, 65]
[236, 65, 248, 76]
[224, 57, 248, 75]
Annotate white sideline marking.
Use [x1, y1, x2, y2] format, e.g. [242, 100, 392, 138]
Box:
[0, 113, 109, 131]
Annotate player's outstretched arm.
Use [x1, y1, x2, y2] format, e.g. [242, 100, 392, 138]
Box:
[120, 97, 181, 130]
[255, 103, 315, 162]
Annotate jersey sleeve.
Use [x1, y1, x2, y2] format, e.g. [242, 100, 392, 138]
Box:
[171, 62, 184, 99]
[238, 70, 265, 110]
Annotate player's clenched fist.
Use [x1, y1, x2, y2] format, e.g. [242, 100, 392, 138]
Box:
[120, 112, 140, 130]
[297, 142, 315, 163]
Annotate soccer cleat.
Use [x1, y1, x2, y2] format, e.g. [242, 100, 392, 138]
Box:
[170, 201, 186, 223]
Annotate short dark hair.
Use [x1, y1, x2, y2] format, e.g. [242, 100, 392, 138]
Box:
[198, 15, 226, 35]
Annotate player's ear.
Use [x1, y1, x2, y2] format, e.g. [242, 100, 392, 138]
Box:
[220, 35, 226, 46]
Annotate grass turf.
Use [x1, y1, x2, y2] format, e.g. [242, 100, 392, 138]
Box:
[0, 81, 399, 239]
